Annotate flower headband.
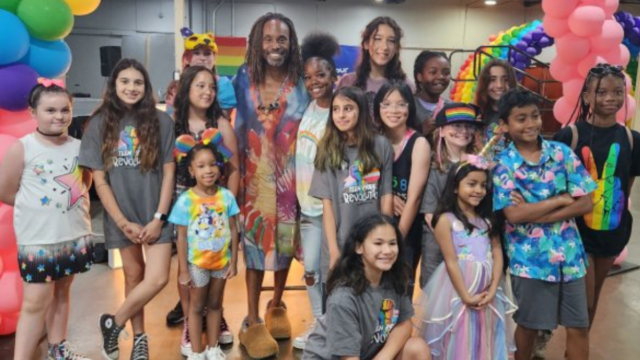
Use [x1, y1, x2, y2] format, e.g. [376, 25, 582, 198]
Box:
[174, 128, 232, 165]
[455, 134, 500, 174]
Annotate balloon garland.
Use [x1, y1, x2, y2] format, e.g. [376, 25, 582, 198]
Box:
[0, 0, 102, 336]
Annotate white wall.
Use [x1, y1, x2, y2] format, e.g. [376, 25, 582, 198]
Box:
[66, 0, 640, 101]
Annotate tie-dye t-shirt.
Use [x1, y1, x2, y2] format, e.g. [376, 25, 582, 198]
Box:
[554, 122, 640, 257]
[303, 284, 414, 360]
[168, 187, 240, 270]
[493, 139, 597, 282]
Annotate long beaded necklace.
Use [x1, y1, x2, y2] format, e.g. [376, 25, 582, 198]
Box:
[253, 75, 289, 126]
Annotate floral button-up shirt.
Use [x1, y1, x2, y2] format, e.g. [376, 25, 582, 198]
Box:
[493, 139, 597, 282]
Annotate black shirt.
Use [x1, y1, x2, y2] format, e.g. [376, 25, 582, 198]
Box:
[392, 131, 424, 244]
[554, 121, 640, 256]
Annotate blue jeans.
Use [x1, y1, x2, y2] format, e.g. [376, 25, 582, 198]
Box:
[300, 214, 323, 318]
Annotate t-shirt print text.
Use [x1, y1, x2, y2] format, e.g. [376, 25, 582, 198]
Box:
[342, 160, 381, 204]
[372, 299, 399, 344]
[114, 126, 141, 167]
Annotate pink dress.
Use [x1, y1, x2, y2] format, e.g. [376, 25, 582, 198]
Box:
[420, 213, 517, 360]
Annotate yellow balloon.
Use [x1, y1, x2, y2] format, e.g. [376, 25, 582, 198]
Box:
[65, 0, 101, 16]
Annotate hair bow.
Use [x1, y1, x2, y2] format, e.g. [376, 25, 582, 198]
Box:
[38, 78, 65, 88]
[174, 128, 233, 163]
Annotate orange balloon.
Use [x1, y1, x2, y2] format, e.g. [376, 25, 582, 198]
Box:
[64, 0, 101, 16]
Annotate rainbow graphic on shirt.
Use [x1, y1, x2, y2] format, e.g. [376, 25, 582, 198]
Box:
[373, 299, 399, 344]
[582, 144, 624, 230]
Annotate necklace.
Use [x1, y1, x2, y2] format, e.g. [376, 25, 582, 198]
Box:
[36, 128, 64, 137]
[255, 75, 289, 116]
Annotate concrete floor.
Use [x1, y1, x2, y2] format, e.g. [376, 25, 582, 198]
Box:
[3, 186, 640, 360]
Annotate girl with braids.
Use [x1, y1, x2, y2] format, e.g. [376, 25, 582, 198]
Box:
[309, 87, 393, 294]
[172, 66, 239, 355]
[303, 215, 431, 360]
[233, 12, 309, 359]
[554, 63, 640, 332]
[293, 31, 340, 350]
[79, 58, 176, 360]
[412, 51, 451, 137]
[336, 16, 414, 129]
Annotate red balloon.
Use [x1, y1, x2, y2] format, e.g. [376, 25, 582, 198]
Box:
[556, 34, 591, 64]
[568, 6, 605, 37]
[0, 311, 19, 336]
[0, 256, 3, 278]
[0, 270, 22, 313]
[0, 205, 16, 252]
[542, 0, 579, 19]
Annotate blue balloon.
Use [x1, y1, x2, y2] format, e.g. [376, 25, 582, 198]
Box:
[19, 38, 72, 78]
[0, 9, 30, 65]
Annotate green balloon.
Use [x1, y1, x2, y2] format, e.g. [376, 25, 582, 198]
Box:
[0, 0, 22, 13]
[17, 0, 73, 41]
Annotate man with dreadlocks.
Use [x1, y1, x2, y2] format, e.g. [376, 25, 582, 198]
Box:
[233, 12, 309, 359]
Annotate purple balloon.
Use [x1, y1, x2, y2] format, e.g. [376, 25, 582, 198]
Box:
[0, 64, 38, 111]
[514, 61, 527, 70]
[630, 28, 640, 46]
[634, 17, 640, 29]
[531, 30, 544, 41]
[625, 18, 635, 30]
[516, 41, 528, 50]
[538, 37, 551, 47]
[522, 33, 533, 44]
[515, 52, 527, 62]
[526, 47, 538, 56]
[614, 12, 622, 22]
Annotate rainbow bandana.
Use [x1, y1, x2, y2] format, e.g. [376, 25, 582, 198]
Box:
[174, 128, 232, 163]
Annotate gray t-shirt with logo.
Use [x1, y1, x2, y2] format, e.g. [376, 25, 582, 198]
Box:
[303, 284, 414, 360]
[79, 110, 175, 249]
[309, 135, 393, 278]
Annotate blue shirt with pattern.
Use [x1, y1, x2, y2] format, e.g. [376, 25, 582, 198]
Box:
[493, 138, 597, 283]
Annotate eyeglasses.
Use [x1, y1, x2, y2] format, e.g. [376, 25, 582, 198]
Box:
[380, 102, 409, 111]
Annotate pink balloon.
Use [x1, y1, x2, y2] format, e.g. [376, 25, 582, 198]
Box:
[0, 134, 18, 161]
[590, 19, 624, 52]
[0, 118, 36, 138]
[0, 256, 3, 278]
[620, 45, 631, 67]
[543, 15, 570, 38]
[0, 311, 19, 336]
[603, 0, 620, 18]
[550, 57, 581, 82]
[614, 246, 628, 266]
[569, 6, 605, 37]
[542, 0, 579, 19]
[0, 270, 22, 313]
[562, 78, 585, 104]
[0, 206, 15, 252]
[554, 96, 579, 125]
[578, 54, 606, 77]
[580, 0, 606, 5]
[625, 73, 633, 91]
[617, 95, 636, 124]
[556, 34, 591, 64]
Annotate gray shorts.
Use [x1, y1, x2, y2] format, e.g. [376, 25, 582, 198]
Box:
[189, 263, 228, 288]
[511, 275, 589, 330]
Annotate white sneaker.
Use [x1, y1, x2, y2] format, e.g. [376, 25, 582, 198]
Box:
[292, 320, 316, 350]
[181, 320, 193, 356]
[204, 345, 226, 360]
[532, 330, 553, 358]
[187, 352, 206, 360]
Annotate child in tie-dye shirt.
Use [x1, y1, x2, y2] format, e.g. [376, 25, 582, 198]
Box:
[169, 138, 239, 360]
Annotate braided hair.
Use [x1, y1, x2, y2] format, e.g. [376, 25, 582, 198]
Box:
[573, 63, 626, 124]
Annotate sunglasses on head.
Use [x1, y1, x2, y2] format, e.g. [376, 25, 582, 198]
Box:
[589, 63, 624, 76]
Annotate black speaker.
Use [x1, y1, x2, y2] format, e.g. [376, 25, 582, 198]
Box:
[100, 46, 122, 77]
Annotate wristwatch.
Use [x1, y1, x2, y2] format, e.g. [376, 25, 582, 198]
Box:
[154, 212, 168, 222]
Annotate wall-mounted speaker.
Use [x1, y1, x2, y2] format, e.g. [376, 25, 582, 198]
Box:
[100, 46, 122, 77]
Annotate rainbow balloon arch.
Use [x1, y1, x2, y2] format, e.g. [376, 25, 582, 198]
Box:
[451, 10, 640, 127]
[0, 0, 101, 336]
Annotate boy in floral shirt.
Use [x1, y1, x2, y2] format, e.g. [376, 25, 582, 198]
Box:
[492, 89, 596, 360]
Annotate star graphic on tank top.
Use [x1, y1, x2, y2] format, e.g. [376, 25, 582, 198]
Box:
[40, 196, 51, 206]
[53, 157, 85, 210]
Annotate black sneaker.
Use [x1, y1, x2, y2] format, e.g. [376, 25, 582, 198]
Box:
[131, 333, 149, 360]
[166, 301, 184, 326]
[100, 314, 124, 360]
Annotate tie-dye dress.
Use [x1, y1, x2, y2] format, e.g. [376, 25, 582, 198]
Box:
[420, 213, 517, 360]
[233, 64, 309, 271]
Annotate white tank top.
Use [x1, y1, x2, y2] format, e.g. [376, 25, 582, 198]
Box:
[14, 134, 91, 245]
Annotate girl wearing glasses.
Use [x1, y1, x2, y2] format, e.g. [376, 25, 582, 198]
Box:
[375, 81, 431, 298]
